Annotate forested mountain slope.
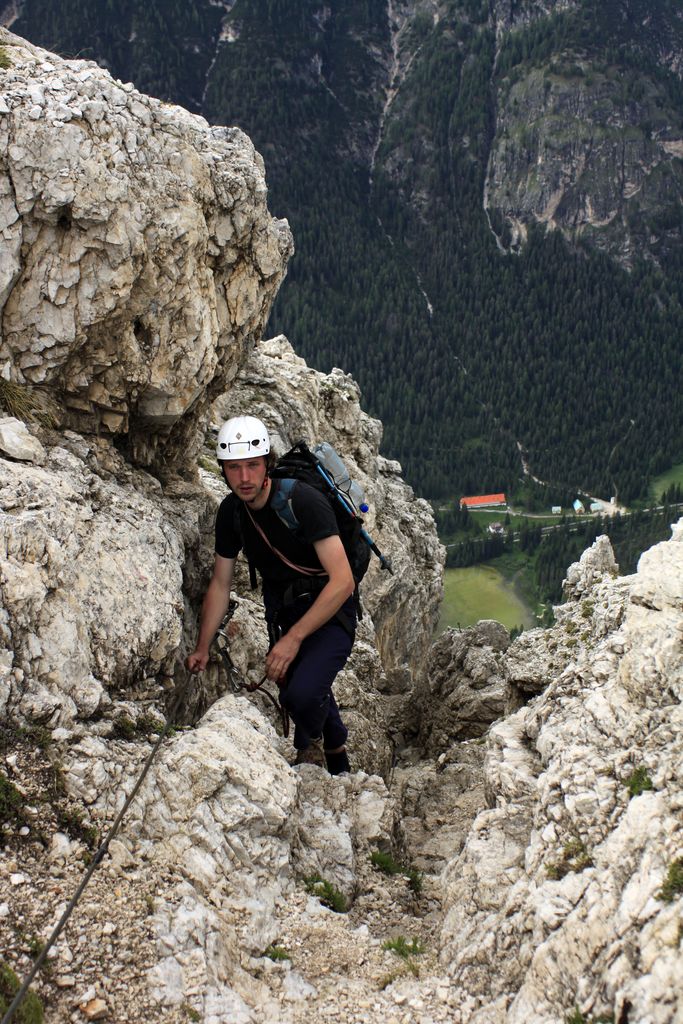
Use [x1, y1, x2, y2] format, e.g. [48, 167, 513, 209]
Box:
[3, 0, 682, 501]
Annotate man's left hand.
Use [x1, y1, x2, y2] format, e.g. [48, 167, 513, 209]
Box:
[265, 632, 301, 683]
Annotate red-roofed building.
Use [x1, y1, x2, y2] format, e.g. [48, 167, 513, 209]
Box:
[459, 493, 507, 509]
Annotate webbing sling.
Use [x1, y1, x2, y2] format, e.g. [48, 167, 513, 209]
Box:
[243, 504, 327, 580]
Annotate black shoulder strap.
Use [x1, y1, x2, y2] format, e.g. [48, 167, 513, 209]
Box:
[234, 501, 258, 590]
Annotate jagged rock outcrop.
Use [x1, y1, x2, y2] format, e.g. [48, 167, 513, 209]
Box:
[0, 28, 291, 468]
[437, 524, 683, 1023]
[59, 695, 398, 1022]
[420, 619, 511, 752]
[0, 435, 191, 725]
[0, 331, 443, 759]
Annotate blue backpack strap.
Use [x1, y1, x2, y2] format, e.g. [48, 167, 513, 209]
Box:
[271, 478, 300, 531]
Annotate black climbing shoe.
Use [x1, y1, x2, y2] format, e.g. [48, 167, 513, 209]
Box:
[325, 748, 351, 775]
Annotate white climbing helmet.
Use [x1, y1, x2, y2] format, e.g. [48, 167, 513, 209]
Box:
[216, 416, 271, 461]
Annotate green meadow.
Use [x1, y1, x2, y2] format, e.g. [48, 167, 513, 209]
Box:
[438, 563, 538, 633]
[649, 462, 683, 501]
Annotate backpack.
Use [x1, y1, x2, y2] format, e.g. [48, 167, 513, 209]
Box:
[237, 440, 392, 610]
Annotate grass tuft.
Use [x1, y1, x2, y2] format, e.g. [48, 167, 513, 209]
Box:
[198, 455, 222, 478]
[406, 866, 423, 895]
[546, 839, 593, 880]
[625, 766, 653, 798]
[0, 379, 59, 428]
[566, 1011, 585, 1024]
[370, 849, 423, 895]
[303, 874, 347, 913]
[370, 850, 403, 875]
[0, 46, 10, 70]
[113, 713, 164, 740]
[379, 961, 419, 987]
[55, 806, 98, 849]
[264, 944, 290, 962]
[0, 771, 24, 828]
[382, 935, 425, 959]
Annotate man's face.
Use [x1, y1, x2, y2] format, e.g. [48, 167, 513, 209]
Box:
[223, 457, 268, 503]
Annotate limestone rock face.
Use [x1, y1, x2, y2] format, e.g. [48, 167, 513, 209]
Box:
[59, 694, 397, 1019]
[0, 336, 441, 1018]
[0, 435, 192, 726]
[393, 740, 487, 875]
[0, 29, 292, 468]
[438, 523, 683, 1024]
[420, 620, 511, 754]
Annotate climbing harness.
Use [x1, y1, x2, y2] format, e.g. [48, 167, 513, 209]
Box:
[214, 603, 290, 738]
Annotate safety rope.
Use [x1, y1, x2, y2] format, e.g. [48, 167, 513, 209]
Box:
[214, 615, 290, 738]
[1, 672, 194, 1024]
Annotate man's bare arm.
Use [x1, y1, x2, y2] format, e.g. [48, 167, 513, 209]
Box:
[186, 554, 235, 673]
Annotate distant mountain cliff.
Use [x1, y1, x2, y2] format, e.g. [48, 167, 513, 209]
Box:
[487, 0, 683, 263]
[2, 0, 682, 502]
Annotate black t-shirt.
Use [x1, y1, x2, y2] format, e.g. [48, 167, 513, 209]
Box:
[215, 480, 339, 602]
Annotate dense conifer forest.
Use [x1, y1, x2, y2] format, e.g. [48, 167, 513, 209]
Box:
[4, 0, 682, 503]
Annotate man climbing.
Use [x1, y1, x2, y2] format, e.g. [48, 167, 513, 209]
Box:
[186, 415, 355, 774]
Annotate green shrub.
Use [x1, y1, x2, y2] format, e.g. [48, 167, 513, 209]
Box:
[658, 859, 683, 902]
[625, 766, 653, 798]
[303, 875, 347, 913]
[0, 46, 10, 70]
[0, 961, 44, 1023]
[0, 771, 24, 827]
[546, 839, 593, 880]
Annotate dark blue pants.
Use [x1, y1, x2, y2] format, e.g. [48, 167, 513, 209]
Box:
[275, 597, 355, 751]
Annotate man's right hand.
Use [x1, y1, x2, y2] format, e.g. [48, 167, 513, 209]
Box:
[186, 649, 209, 674]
